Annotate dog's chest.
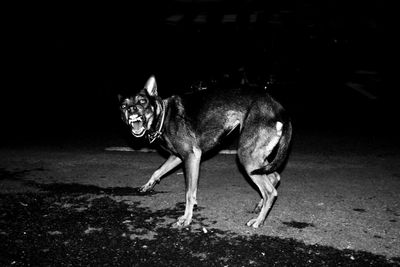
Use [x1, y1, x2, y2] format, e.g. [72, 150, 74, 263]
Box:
[159, 132, 197, 156]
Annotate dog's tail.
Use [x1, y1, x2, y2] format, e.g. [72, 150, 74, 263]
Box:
[251, 120, 292, 175]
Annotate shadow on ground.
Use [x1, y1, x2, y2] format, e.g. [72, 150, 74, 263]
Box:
[0, 168, 399, 266]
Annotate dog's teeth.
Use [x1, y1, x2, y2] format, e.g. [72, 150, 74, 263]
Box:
[129, 116, 143, 124]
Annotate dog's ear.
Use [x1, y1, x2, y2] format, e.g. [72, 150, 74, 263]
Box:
[144, 75, 158, 96]
[117, 94, 123, 102]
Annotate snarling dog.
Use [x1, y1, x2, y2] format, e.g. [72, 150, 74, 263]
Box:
[118, 76, 292, 228]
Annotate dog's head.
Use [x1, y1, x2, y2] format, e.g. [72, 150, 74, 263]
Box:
[118, 76, 161, 138]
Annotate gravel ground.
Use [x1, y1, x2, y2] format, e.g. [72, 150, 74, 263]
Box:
[0, 131, 399, 266]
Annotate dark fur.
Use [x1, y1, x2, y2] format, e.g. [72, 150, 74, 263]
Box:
[119, 76, 292, 228]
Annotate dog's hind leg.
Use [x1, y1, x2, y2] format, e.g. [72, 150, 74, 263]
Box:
[176, 147, 202, 227]
[243, 166, 278, 228]
[239, 143, 278, 228]
[140, 155, 182, 192]
[253, 172, 280, 213]
[243, 163, 278, 228]
[238, 121, 282, 228]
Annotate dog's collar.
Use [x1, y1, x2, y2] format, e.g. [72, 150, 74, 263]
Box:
[147, 99, 167, 144]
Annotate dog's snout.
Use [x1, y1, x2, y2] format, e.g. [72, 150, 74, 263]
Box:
[128, 105, 142, 114]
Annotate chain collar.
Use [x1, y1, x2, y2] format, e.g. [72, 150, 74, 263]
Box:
[147, 99, 166, 144]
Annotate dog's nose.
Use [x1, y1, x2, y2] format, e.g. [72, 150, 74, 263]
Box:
[128, 106, 138, 113]
[128, 105, 144, 115]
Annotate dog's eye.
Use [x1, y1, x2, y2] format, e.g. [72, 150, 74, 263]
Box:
[139, 99, 147, 105]
[121, 104, 126, 109]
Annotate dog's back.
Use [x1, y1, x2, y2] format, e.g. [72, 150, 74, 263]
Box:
[166, 86, 289, 153]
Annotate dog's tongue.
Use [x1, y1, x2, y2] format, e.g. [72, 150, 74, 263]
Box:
[132, 121, 144, 133]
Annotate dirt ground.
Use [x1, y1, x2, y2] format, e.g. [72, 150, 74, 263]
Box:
[0, 130, 399, 266]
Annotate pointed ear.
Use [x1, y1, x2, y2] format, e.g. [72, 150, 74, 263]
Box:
[117, 94, 123, 102]
[144, 75, 158, 96]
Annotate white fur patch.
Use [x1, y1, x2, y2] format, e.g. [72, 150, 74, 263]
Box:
[263, 122, 283, 154]
[276, 121, 283, 137]
[265, 135, 280, 154]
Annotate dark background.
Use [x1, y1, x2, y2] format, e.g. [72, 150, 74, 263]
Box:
[2, 1, 394, 145]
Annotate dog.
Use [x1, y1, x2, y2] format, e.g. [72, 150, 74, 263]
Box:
[118, 76, 292, 228]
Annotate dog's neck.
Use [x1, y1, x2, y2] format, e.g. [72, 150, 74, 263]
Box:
[147, 98, 167, 144]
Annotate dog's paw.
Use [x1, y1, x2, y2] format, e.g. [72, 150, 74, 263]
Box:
[138, 185, 151, 193]
[176, 215, 192, 227]
[246, 218, 263, 228]
[139, 180, 158, 192]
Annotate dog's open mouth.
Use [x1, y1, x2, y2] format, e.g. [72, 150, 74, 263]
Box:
[128, 115, 146, 137]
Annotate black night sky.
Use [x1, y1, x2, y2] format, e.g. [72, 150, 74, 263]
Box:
[2, 1, 394, 145]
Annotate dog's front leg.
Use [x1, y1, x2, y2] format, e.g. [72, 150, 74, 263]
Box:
[140, 155, 182, 192]
[177, 148, 202, 227]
